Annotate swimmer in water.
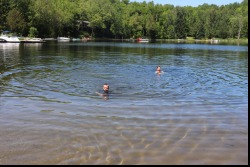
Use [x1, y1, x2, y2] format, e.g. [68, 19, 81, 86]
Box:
[96, 83, 109, 100]
[156, 66, 161, 74]
[103, 83, 109, 94]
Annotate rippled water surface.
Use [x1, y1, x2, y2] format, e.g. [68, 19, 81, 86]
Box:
[0, 41, 248, 165]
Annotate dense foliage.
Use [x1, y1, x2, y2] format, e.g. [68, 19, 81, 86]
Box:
[0, 0, 248, 39]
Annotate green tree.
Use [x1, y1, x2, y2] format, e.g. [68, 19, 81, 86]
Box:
[175, 7, 188, 39]
[0, 0, 11, 31]
[30, 0, 81, 37]
[6, 8, 27, 35]
[110, 0, 130, 39]
[0, 0, 247, 40]
[229, 1, 248, 39]
[158, 6, 175, 39]
[28, 27, 38, 37]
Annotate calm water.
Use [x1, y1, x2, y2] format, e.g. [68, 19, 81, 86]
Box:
[0, 41, 248, 165]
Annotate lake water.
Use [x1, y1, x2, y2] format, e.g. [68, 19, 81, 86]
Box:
[0, 41, 248, 165]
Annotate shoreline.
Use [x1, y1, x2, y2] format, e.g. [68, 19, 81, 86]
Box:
[81, 38, 249, 45]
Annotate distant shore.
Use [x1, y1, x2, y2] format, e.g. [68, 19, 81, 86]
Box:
[89, 38, 249, 45]
[38, 37, 248, 45]
[155, 38, 248, 45]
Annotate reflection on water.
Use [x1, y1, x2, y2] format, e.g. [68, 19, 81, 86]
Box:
[0, 42, 248, 165]
[0, 43, 20, 71]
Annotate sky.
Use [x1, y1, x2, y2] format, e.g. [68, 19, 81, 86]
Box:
[130, 0, 243, 7]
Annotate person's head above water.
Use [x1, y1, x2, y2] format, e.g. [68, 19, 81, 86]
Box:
[103, 83, 109, 93]
[156, 66, 161, 72]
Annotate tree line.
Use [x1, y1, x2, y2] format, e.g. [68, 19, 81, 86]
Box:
[0, 0, 248, 40]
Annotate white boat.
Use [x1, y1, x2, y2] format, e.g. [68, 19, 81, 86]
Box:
[57, 37, 71, 42]
[0, 31, 20, 43]
[71, 38, 81, 41]
[21, 38, 46, 43]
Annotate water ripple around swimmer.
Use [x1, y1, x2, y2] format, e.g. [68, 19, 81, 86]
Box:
[0, 59, 247, 108]
[0, 43, 248, 110]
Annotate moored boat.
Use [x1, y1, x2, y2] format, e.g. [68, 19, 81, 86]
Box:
[137, 37, 149, 43]
[57, 37, 71, 42]
[20, 38, 46, 43]
[0, 31, 20, 43]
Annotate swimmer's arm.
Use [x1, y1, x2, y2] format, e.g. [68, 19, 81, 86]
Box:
[96, 92, 103, 96]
